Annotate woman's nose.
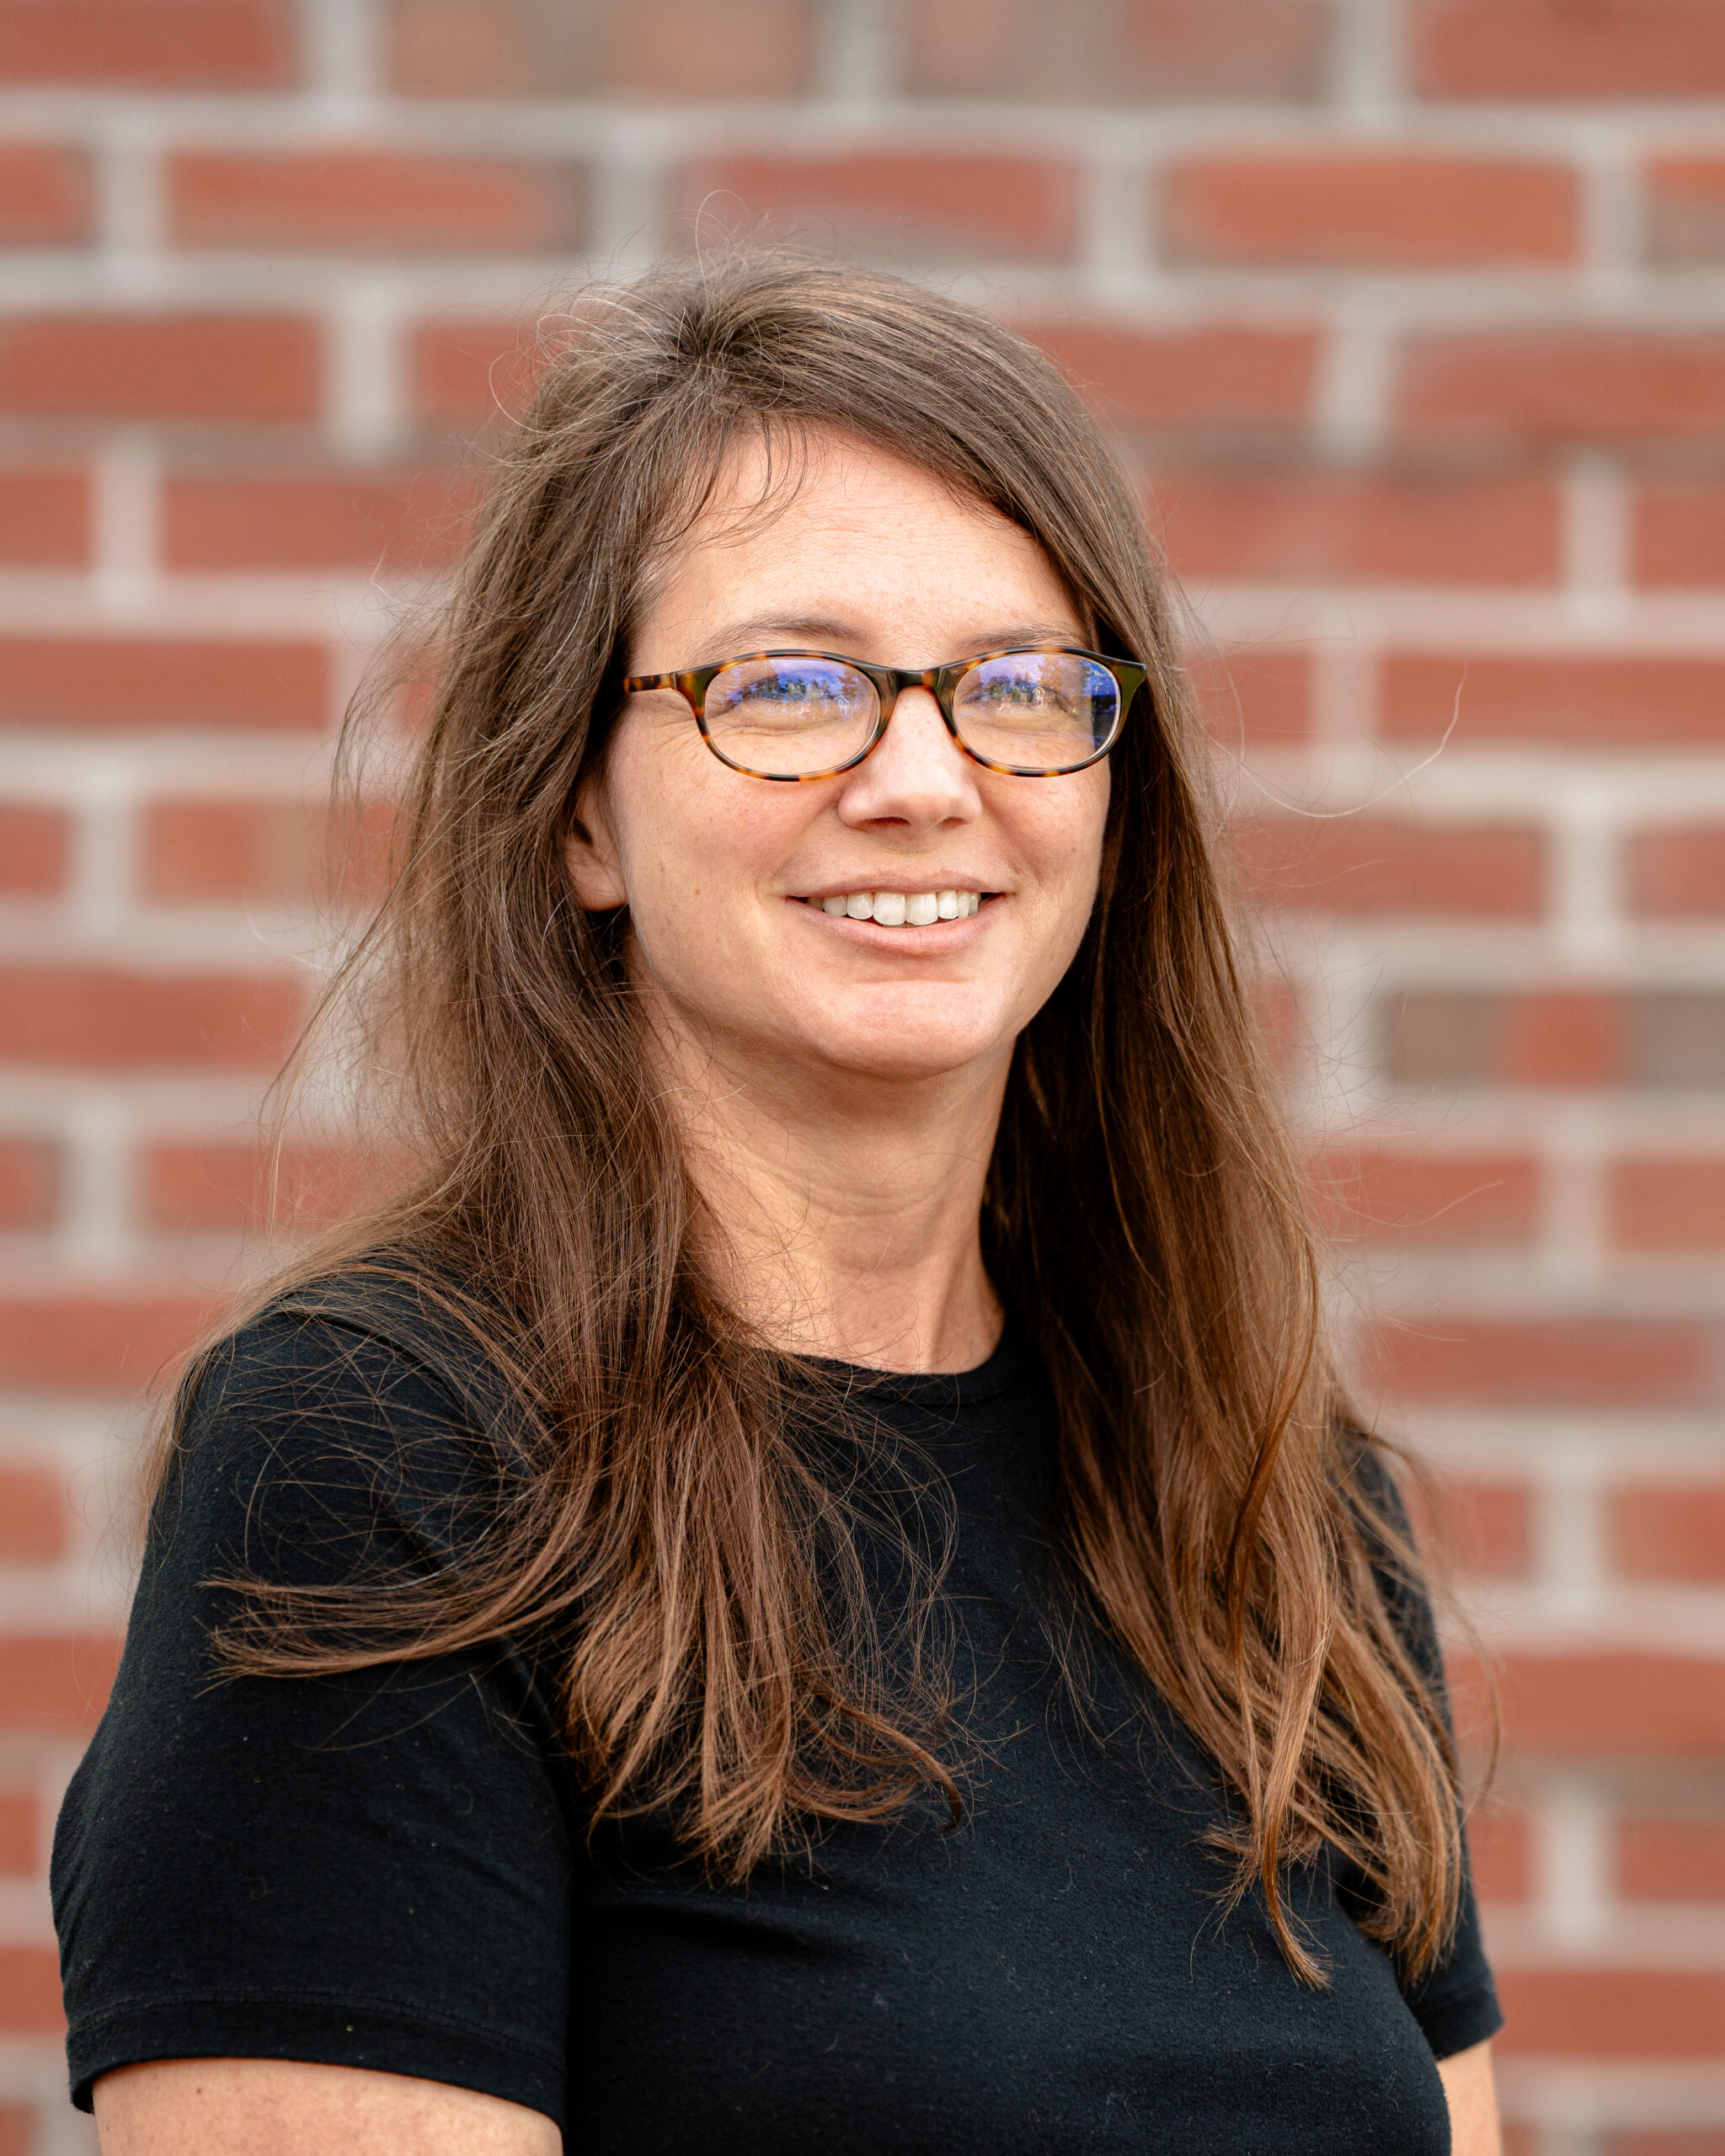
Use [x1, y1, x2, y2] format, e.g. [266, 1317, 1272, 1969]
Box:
[835, 686, 981, 830]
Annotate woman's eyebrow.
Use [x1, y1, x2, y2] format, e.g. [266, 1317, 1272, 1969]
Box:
[697, 616, 1087, 659]
[700, 613, 867, 653]
[951, 622, 1087, 654]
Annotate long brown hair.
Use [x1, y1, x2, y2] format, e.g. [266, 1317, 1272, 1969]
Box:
[181, 251, 1461, 1983]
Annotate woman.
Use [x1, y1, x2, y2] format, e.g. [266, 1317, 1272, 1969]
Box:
[54, 254, 1502, 2154]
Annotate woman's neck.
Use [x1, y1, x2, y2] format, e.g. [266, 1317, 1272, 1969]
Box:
[650, 1021, 1010, 1375]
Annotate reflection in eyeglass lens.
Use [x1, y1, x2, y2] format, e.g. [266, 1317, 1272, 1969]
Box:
[703, 658, 878, 775]
[953, 653, 1117, 766]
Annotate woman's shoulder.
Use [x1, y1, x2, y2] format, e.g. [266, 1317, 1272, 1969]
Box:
[189, 1262, 523, 1441]
[1335, 1428, 1449, 1691]
[1335, 1425, 1418, 1559]
[161, 1265, 530, 1582]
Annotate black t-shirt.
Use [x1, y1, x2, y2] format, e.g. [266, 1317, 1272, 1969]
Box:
[53, 1293, 1500, 2153]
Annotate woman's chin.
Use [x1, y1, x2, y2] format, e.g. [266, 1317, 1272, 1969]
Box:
[788, 1011, 1012, 1087]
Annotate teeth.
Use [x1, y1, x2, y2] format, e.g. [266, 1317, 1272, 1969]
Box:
[814, 890, 984, 923]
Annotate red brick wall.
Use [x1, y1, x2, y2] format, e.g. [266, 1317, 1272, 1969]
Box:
[3, 3, 1725, 2150]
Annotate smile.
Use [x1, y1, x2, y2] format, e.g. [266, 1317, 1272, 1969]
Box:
[798, 889, 985, 926]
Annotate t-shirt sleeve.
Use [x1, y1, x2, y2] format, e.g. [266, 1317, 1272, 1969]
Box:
[1349, 1443, 1504, 2063]
[51, 1306, 576, 2126]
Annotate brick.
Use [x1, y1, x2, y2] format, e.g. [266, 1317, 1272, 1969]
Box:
[1467, 1800, 1531, 1901]
[142, 1139, 264, 1230]
[1025, 323, 1318, 433]
[0, 2111, 29, 2156]
[1373, 1318, 1712, 1406]
[0, 141, 93, 244]
[0, 1468, 65, 1559]
[0, 966, 302, 1070]
[0, 1945, 62, 2034]
[903, 0, 1330, 103]
[1413, 0, 1725, 99]
[1610, 2137, 1725, 2156]
[391, 0, 520, 87]
[0, 1635, 120, 1732]
[1631, 995, 1725, 1086]
[1610, 1486, 1725, 1583]
[1188, 648, 1311, 744]
[1164, 155, 1577, 270]
[0, 1296, 211, 1390]
[1313, 1147, 1541, 1246]
[1627, 829, 1725, 917]
[0, 803, 70, 892]
[141, 798, 312, 901]
[390, 0, 816, 98]
[163, 469, 469, 571]
[1432, 1474, 1535, 1576]
[1399, 333, 1725, 445]
[1234, 817, 1544, 918]
[0, 0, 294, 85]
[681, 153, 1081, 265]
[622, 0, 810, 90]
[141, 797, 393, 902]
[1373, 990, 1725, 1090]
[0, 315, 319, 423]
[1383, 989, 1622, 1087]
[0, 1793, 33, 1874]
[1251, 970, 1306, 1078]
[141, 1139, 398, 1232]
[169, 150, 587, 254]
[1380, 655, 1725, 746]
[0, 469, 88, 566]
[1610, 1160, 1725, 1251]
[0, 636, 326, 733]
[1487, 1652, 1725, 1757]
[1154, 471, 1559, 585]
[1646, 159, 1725, 267]
[0, 1139, 58, 1230]
[1635, 483, 1725, 585]
[1508, 991, 1618, 1084]
[1495, 1970, 1725, 2057]
[410, 314, 537, 425]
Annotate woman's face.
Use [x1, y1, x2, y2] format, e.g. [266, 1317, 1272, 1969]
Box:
[566, 430, 1111, 1093]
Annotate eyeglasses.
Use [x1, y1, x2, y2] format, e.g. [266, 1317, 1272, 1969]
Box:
[622, 645, 1146, 782]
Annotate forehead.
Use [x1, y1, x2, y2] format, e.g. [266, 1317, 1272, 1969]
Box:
[640, 428, 1081, 658]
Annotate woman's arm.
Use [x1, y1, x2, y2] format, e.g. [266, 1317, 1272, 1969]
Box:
[56, 1311, 574, 2130]
[99, 2041, 1494, 2156]
[95, 2059, 559, 2155]
[1436, 2039, 1501, 2156]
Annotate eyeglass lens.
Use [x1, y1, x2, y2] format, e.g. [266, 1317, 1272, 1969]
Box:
[701, 652, 1120, 777]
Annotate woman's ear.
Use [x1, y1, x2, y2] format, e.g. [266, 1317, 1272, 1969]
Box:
[563, 771, 628, 912]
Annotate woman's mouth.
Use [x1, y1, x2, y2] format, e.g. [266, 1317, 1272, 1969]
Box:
[797, 889, 985, 926]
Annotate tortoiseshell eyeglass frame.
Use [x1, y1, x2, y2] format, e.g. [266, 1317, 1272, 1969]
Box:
[620, 645, 1149, 782]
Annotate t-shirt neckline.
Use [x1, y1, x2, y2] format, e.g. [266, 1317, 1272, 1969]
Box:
[812, 1324, 1033, 1412]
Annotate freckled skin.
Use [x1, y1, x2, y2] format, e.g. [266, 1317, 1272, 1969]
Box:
[565, 431, 1109, 1096]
